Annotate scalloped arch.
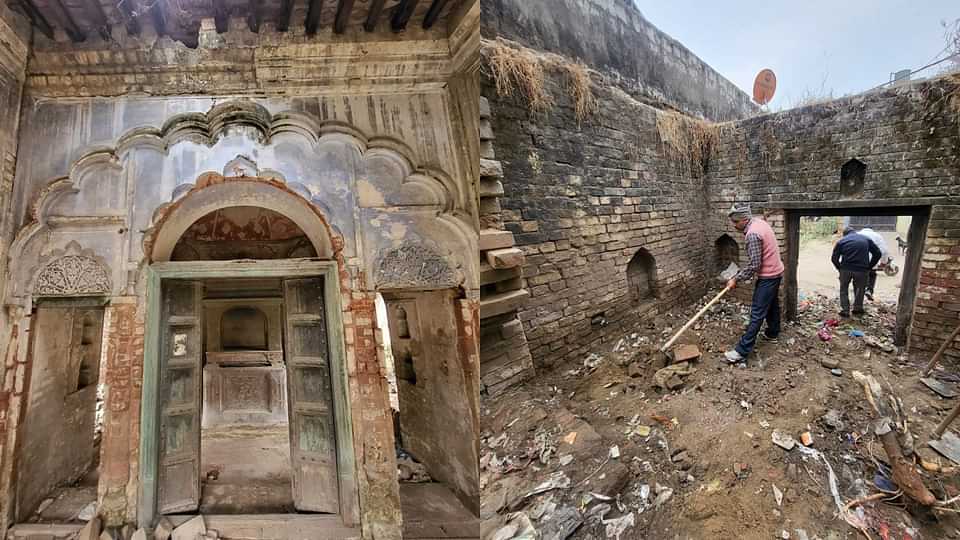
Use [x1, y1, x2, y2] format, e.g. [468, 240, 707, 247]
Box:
[12, 100, 467, 264]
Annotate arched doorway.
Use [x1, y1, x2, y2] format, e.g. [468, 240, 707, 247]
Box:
[138, 180, 358, 530]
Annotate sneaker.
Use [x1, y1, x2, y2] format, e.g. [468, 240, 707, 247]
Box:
[865, 291, 874, 301]
[760, 333, 780, 344]
[724, 350, 745, 364]
[852, 309, 866, 316]
[839, 311, 850, 318]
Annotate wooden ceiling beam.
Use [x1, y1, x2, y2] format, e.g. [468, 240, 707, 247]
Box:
[150, 0, 167, 38]
[422, 0, 447, 29]
[248, 0, 262, 32]
[16, 0, 55, 39]
[304, 0, 323, 34]
[83, 0, 111, 39]
[277, 0, 293, 31]
[363, 0, 385, 32]
[212, 0, 229, 32]
[333, 0, 354, 34]
[114, 0, 141, 36]
[48, 0, 86, 41]
[390, 0, 418, 32]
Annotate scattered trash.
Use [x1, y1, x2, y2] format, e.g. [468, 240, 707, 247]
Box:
[602, 512, 635, 540]
[539, 506, 582, 540]
[584, 354, 602, 369]
[634, 425, 651, 437]
[920, 377, 960, 398]
[77, 502, 97, 521]
[609, 446, 620, 459]
[848, 329, 865, 337]
[831, 368, 843, 377]
[821, 409, 844, 431]
[817, 327, 833, 342]
[563, 432, 578, 445]
[874, 472, 898, 492]
[525, 471, 571, 498]
[929, 430, 960, 466]
[772, 430, 797, 451]
[772, 484, 783, 507]
[559, 454, 573, 466]
[733, 462, 750, 479]
[653, 483, 673, 507]
[799, 432, 813, 446]
[489, 512, 538, 540]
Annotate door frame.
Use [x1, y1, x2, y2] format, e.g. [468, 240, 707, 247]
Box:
[780, 202, 932, 347]
[137, 259, 359, 528]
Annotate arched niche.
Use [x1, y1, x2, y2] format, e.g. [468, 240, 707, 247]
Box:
[627, 248, 658, 303]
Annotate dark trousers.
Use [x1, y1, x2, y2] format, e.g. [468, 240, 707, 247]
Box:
[839, 269, 868, 314]
[867, 269, 877, 295]
[735, 276, 782, 357]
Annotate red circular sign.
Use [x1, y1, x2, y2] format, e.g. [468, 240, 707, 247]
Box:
[753, 69, 777, 105]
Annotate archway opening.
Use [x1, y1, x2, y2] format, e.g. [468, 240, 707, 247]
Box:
[715, 234, 740, 273]
[627, 248, 657, 303]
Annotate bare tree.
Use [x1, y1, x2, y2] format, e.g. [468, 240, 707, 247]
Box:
[941, 17, 960, 74]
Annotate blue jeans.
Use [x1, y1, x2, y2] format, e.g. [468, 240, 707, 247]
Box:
[735, 276, 782, 357]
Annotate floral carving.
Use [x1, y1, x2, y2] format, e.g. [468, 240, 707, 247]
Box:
[375, 244, 457, 289]
[34, 255, 111, 296]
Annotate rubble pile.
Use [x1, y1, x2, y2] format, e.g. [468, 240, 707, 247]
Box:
[482, 288, 960, 539]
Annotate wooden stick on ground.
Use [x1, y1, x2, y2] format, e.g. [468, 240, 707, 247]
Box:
[934, 399, 960, 439]
[853, 371, 937, 505]
[922, 320, 960, 376]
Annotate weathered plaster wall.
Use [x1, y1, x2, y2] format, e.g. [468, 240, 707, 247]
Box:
[0, 4, 30, 535]
[481, 0, 756, 122]
[383, 291, 479, 514]
[707, 75, 960, 362]
[482, 55, 713, 369]
[16, 306, 103, 521]
[0, 93, 477, 537]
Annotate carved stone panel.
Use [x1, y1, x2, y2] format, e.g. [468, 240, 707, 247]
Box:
[34, 255, 112, 297]
[375, 244, 457, 289]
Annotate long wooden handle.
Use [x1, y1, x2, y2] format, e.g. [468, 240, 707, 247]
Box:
[935, 399, 960, 438]
[922, 320, 960, 376]
[660, 284, 733, 353]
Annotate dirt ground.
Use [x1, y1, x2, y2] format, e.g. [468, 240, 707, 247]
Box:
[482, 289, 960, 540]
[799, 230, 907, 304]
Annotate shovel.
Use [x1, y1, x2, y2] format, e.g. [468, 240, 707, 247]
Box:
[656, 263, 739, 364]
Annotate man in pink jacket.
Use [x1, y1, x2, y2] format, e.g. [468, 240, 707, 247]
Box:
[723, 204, 785, 364]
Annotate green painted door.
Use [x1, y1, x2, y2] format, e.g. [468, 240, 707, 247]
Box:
[157, 280, 203, 514]
[283, 277, 339, 513]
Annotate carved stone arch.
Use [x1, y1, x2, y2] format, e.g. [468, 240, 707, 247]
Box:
[144, 176, 340, 263]
[374, 240, 460, 290]
[30, 241, 112, 297]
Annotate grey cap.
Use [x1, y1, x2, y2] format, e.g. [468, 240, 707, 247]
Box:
[727, 203, 751, 220]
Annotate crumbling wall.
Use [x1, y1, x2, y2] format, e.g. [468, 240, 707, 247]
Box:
[482, 41, 714, 368]
[17, 306, 103, 520]
[708, 75, 960, 362]
[383, 291, 479, 515]
[481, 0, 756, 122]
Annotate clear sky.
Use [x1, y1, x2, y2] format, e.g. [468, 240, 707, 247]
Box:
[633, 1, 958, 110]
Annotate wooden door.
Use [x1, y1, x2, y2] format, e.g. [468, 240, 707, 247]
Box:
[157, 280, 203, 514]
[283, 277, 339, 513]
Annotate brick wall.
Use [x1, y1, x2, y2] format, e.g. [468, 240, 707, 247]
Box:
[482, 45, 714, 369]
[485, 40, 960, 369]
[706, 75, 960, 362]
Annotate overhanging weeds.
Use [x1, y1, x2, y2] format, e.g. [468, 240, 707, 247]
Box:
[655, 110, 730, 177]
[482, 38, 597, 124]
[484, 39, 553, 113]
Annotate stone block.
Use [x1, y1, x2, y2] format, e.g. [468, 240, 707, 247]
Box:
[481, 289, 530, 319]
[486, 248, 525, 269]
[131, 530, 147, 540]
[480, 96, 491, 119]
[480, 158, 503, 178]
[479, 178, 504, 198]
[480, 229, 515, 251]
[171, 516, 205, 540]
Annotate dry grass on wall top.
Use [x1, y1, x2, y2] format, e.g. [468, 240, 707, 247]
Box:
[482, 38, 598, 124]
[655, 110, 731, 177]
